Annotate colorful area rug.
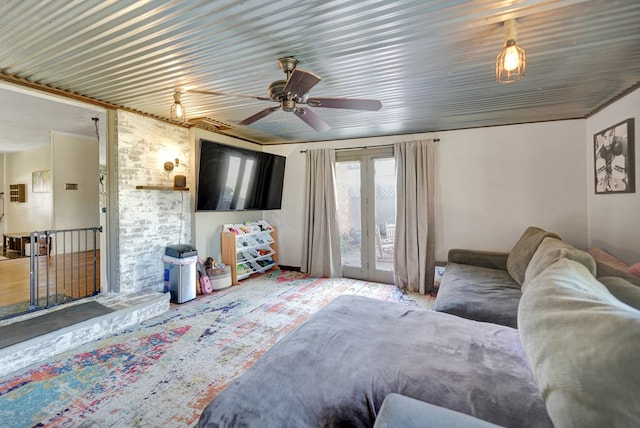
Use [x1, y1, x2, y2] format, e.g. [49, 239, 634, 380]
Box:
[0, 270, 435, 427]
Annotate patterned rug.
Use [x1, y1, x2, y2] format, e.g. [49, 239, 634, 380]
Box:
[0, 270, 435, 427]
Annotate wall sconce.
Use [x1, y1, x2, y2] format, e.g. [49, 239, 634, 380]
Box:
[170, 91, 185, 121]
[164, 158, 179, 171]
[496, 19, 526, 83]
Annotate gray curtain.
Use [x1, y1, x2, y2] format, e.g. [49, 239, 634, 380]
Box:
[301, 148, 342, 277]
[394, 140, 435, 294]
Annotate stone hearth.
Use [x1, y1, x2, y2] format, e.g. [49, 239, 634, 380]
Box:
[0, 292, 169, 377]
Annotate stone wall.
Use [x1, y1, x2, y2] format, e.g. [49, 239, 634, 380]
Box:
[115, 111, 191, 294]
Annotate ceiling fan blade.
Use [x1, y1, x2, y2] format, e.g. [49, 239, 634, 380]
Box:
[306, 97, 382, 111]
[294, 107, 331, 132]
[283, 69, 321, 99]
[239, 106, 280, 125]
[189, 89, 271, 102]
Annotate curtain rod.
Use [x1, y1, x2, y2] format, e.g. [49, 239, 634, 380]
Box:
[299, 139, 440, 153]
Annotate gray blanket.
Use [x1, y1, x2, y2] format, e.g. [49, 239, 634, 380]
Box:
[198, 295, 551, 427]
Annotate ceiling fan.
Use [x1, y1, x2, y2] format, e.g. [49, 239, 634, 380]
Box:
[187, 57, 382, 132]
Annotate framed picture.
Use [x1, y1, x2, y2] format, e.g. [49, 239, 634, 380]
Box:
[32, 170, 51, 193]
[594, 118, 635, 194]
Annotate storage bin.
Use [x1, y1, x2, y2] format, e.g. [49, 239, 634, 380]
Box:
[208, 266, 232, 291]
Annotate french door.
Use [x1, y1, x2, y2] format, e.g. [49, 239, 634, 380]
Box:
[335, 147, 396, 284]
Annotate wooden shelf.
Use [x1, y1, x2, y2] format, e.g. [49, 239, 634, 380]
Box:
[135, 186, 189, 191]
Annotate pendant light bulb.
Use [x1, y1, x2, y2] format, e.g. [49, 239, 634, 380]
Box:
[171, 91, 185, 121]
[503, 44, 521, 71]
[496, 19, 526, 83]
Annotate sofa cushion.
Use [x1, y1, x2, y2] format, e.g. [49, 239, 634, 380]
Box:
[522, 237, 596, 291]
[447, 249, 509, 271]
[506, 226, 560, 286]
[598, 276, 640, 310]
[595, 260, 640, 287]
[518, 258, 640, 428]
[434, 263, 521, 328]
[374, 393, 503, 428]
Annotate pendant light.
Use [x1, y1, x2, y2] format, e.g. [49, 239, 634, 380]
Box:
[170, 91, 185, 121]
[496, 19, 526, 83]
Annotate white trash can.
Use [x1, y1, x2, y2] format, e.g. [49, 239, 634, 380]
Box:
[163, 255, 197, 303]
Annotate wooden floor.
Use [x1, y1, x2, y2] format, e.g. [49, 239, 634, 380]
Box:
[0, 250, 100, 309]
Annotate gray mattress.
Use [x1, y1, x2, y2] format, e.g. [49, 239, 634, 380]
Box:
[198, 295, 551, 428]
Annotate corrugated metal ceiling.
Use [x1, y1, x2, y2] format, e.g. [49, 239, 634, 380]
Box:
[0, 0, 639, 145]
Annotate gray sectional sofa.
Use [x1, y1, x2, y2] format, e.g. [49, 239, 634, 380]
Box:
[433, 226, 560, 327]
[434, 226, 640, 328]
[198, 227, 640, 427]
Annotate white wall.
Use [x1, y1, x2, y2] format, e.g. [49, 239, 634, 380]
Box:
[265, 120, 588, 266]
[52, 132, 99, 230]
[192, 128, 265, 261]
[436, 121, 587, 259]
[261, 142, 307, 267]
[51, 132, 100, 253]
[5, 145, 52, 232]
[586, 87, 640, 265]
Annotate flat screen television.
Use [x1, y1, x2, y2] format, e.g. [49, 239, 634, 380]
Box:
[196, 139, 286, 211]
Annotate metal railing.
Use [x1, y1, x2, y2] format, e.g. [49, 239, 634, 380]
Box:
[29, 226, 102, 309]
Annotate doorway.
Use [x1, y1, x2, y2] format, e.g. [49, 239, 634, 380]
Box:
[335, 147, 396, 284]
[0, 84, 108, 319]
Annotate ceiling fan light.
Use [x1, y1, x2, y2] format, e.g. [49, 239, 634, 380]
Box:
[282, 99, 296, 112]
[496, 20, 526, 83]
[171, 91, 185, 121]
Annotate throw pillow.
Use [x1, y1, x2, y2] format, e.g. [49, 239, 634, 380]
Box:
[522, 237, 596, 291]
[628, 262, 640, 278]
[518, 258, 640, 428]
[598, 276, 640, 310]
[506, 226, 561, 286]
[587, 247, 630, 272]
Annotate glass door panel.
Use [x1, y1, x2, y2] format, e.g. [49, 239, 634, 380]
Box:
[336, 150, 395, 284]
[336, 161, 363, 276]
[374, 158, 396, 272]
